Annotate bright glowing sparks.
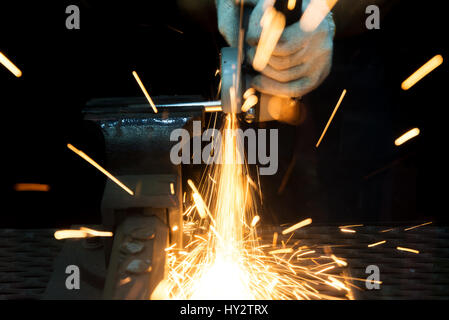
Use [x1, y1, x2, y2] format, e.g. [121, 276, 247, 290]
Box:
[401, 55, 443, 90]
[0, 51, 22, 77]
[253, 6, 286, 71]
[340, 228, 356, 233]
[205, 106, 223, 112]
[14, 183, 50, 192]
[368, 240, 386, 248]
[316, 89, 346, 147]
[251, 215, 260, 227]
[170, 182, 175, 195]
[282, 218, 312, 235]
[132, 71, 158, 113]
[156, 115, 353, 300]
[67, 143, 134, 196]
[397, 247, 420, 254]
[394, 128, 420, 146]
[300, 0, 338, 32]
[287, 0, 297, 10]
[241, 94, 258, 112]
[404, 221, 432, 231]
[54, 227, 113, 240]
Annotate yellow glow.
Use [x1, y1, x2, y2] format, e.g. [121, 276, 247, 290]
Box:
[241, 95, 258, 113]
[67, 143, 134, 195]
[401, 55, 443, 90]
[14, 183, 50, 192]
[368, 240, 386, 248]
[132, 71, 158, 113]
[0, 51, 22, 77]
[316, 89, 346, 148]
[172, 225, 179, 232]
[205, 106, 223, 112]
[339, 224, 363, 228]
[340, 228, 356, 233]
[397, 247, 419, 254]
[243, 88, 256, 100]
[282, 218, 312, 235]
[170, 182, 175, 195]
[251, 215, 260, 227]
[287, 0, 297, 10]
[157, 115, 354, 300]
[404, 221, 432, 231]
[253, 7, 286, 71]
[300, 0, 338, 32]
[394, 128, 420, 146]
[54, 227, 113, 240]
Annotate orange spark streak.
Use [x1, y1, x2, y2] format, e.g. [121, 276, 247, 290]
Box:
[394, 128, 420, 146]
[316, 89, 346, 147]
[340, 228, 356, 233]
[170, 183, 175, 195]
[205, 106, 223, 112]
[132, 71, 158, 113]
[14, 183, 50, 192]
[0, 51, 22, 77]
[300, 0, 338, 32]
[251, 215, 260, 227]
[54, 228, 113, 240]
[315, 265, 335, 274]
[282, 218, 312, 235]
[67, 143, 134, 195]
[253, 6, 286, 71]
[241, 95, 258, 112]
[401, 55, 443, 90]
[397, 247, 419, 254]
[339, 224, 363, 228]
[368, 240, 386, 248]
[269, 248, 294, 255]
[288, 0, 297, 10]
[404, 221, 432, 231]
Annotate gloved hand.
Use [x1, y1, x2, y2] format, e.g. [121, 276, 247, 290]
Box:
[216, 0, 335, 99]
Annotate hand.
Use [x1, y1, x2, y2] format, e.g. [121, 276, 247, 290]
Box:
[216, 0, 335, 99]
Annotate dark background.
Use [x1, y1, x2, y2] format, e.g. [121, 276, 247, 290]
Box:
[1, 0, 448, 228]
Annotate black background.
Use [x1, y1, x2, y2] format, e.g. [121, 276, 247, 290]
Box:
[1, 0, 448, 228]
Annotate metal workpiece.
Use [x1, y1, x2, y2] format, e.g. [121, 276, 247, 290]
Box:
[221, 47, 243, 114]
[103, 215, 168, 300]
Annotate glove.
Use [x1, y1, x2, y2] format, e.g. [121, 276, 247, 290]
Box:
[216, 0, 335, 99]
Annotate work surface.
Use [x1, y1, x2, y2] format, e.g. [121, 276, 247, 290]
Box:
[1, 225, 448, 300]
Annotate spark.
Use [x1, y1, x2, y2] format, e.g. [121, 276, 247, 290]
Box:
[315, 265, 335, 275]
[253, 6, 286, 71]
[340, 228, 356, 233]
[331, 255, 347, 267]
[67, 143, 134, 196]
[14, 183, 50, 192]
[172, 225, 179, 232]
[339, 224, 363, 228]
[54, 227, 113, 240]
[269, 248, 294, 255]
[243, 88, 256, 100]
[282, 218, 313, 235]
[241, 94, 258, 112]
[132, 71, 158, 113]
[397, 247, 419, 254]
[205, 106, 223, 113]
[156, 115, 354, 300]
[316, 89, 346, 147]
[287, 0, 297, 10]
[300, 0, 339, 32]
[404, 221, 432, 231]
[394, 128, 420, 146]
[0, 51, 22, 77]
[170, 183, 175, 195]
[380, 228, 394, 233]
[401, 54, 443, 90]
[368, 240, 386, 248]
[251, 215, 260, 227]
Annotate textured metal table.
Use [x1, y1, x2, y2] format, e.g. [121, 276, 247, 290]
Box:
[1, 225, 449, 300]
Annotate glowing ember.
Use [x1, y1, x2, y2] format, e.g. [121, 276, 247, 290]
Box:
[153, 114, 354, 300]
